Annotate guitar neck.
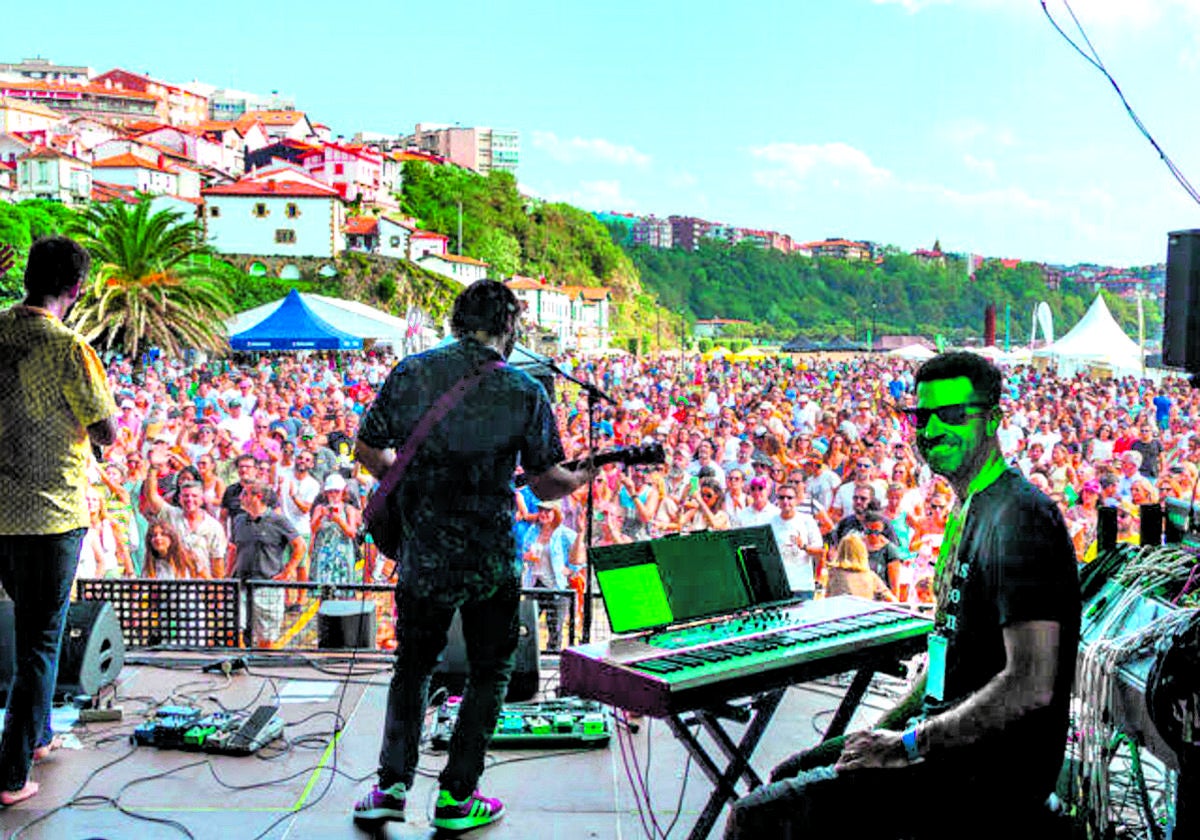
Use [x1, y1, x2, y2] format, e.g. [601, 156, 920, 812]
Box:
[514, 445, 661, 488]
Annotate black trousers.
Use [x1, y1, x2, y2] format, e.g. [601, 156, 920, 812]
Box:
[376, 577, 519, 798]
[725, 740, 1052, 840]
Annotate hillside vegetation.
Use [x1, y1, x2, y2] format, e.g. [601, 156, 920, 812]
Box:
[628, 240, 1158, 343]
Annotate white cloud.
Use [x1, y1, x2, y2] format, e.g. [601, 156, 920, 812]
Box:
[533, 179, 637, 213]
[750, 142, 892, 189]
[962, 153, 998, 180]
[530, 130, 651, 167]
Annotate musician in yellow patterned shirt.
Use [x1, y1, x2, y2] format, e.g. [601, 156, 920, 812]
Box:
[0, 236, 117, 807]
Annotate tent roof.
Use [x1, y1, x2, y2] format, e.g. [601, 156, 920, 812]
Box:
[229, 289, 362, 351]
[227, 292, 428, 347]
[781, 335, 819, 352]
[887, 343, 936, 360]
[1033, 294, 1142, 365]
[821, 335, 868, 351]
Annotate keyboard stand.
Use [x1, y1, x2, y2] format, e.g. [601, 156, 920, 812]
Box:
[663, 666, 881, 840]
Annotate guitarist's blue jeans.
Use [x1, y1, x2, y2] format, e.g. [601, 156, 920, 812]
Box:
[376, 577, 520, 798]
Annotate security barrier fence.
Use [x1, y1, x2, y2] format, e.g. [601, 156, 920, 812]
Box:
[74, 578, 603, 654]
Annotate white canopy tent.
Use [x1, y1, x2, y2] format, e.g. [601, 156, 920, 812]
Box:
[888, 343, 936, 361]
[1032, 294, 1143, 377]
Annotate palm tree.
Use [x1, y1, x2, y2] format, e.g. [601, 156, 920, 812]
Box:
[67, 200, 234, 359]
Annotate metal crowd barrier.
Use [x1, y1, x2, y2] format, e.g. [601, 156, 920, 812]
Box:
[75, 577, 583, 654]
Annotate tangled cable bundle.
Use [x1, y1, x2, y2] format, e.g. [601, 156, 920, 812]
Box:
[1074, 543, 1199, 838]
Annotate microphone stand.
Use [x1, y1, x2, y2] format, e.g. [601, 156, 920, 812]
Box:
[512, 348, 615, 643]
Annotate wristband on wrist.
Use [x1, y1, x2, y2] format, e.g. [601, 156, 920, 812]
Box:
[901, 724, 922, 763]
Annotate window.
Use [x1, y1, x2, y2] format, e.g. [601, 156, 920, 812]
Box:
[389, 236, 401, 247]
[275, 229, 296, 244]
[208, 205, 220, 218]
[253, 203, 268, 218]
[286, 203, 299, 218]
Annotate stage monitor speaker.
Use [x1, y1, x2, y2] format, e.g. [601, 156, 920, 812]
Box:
[1163, 229, 1200, 370]
[317, 599, 377, 649]
[2, 600, 126, 703]
[58, 600, 125, 698]
[432, 597, 540, 702]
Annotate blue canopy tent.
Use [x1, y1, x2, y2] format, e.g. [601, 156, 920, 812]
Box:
[229, 289, 363, 351]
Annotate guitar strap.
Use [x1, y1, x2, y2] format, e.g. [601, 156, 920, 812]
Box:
[363, 359, 505, 529]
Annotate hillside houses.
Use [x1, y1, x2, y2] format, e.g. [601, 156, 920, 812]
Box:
[506, 276, 611, 352]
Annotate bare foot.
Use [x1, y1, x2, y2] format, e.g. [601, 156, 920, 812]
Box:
[33, 735, 63, 762]
[0, 781, 39, 806]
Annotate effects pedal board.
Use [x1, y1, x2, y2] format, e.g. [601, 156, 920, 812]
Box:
[430, 696, 612, 750]
[132, 704, 284, 756]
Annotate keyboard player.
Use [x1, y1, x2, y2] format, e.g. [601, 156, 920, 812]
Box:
[725, 352, 1080, 839]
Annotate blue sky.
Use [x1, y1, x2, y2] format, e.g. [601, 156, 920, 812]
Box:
[5, 0, 1200, 266]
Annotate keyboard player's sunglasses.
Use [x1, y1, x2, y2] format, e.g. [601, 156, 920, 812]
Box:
[902, 402, 993, 430]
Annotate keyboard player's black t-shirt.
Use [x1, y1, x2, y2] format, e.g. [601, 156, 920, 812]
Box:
[921, 468, 1080, 798]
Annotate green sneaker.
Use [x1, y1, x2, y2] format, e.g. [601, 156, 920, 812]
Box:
[431, 789, 506, 833]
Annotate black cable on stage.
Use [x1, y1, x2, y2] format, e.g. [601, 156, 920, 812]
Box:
[1041, 0, 1200, 207]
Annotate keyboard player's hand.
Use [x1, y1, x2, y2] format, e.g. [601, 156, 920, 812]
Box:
[769, 735, 846, 782]
[834, 729, 909, 771]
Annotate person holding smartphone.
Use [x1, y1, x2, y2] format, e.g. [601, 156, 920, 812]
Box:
[309, 472, 360, 586]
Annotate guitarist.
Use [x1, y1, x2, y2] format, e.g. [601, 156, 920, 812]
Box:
[351, 280, 595, 833]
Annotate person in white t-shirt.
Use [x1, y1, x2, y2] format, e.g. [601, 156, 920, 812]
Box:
[218, 398, 255, 447]
[768, 483, 823, 601]
[738, 476, 779, 528]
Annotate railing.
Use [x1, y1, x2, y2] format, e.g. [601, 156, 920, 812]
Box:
[75, 577, 589, 654]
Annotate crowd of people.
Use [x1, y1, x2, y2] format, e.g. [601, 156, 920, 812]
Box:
[74, 334, 1200, 638]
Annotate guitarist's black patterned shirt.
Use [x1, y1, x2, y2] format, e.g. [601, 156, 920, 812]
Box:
[358, 338, 564, 606]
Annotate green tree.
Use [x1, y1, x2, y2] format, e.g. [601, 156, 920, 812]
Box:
[474, 228, 521, 277]
[67, 201, 234, 358]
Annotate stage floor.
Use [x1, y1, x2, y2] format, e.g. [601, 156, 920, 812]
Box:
[0, 652, 899, 839]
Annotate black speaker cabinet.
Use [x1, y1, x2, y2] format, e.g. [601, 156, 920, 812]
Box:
[1, 600, 126, 702]
[57, 600, 125, 698]
[317, 599, 377, 649]
[432, 597, 540, 702]
[1164, 229, 1200, 370]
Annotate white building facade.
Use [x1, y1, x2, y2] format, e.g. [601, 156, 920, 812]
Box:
[202, 179, 344, 257]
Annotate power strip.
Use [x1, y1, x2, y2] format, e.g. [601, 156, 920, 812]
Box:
[79, 707, 124, 723]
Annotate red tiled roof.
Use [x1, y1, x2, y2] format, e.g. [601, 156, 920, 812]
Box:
[800, 238, 868, 249]
[506, 277, 543, 291]
[424, 253, 488, 266]
[248, 110, 308, 127]
[91, 180, 139, 204]
[343, 216, 379, 235]
[202, 179, 339, 198]
[20, 144, 81, 162]
[126, 119, 169, 134]
[393, 150, 443, 164]
[0, 95, 62, 119]
[93, 152, 174, 173]
[411, 230, 449, 240]
[0, 80, 158, 101]
[93, 68, 193, 97]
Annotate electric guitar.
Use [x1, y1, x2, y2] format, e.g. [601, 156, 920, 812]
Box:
[513, 443, 666, 487]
